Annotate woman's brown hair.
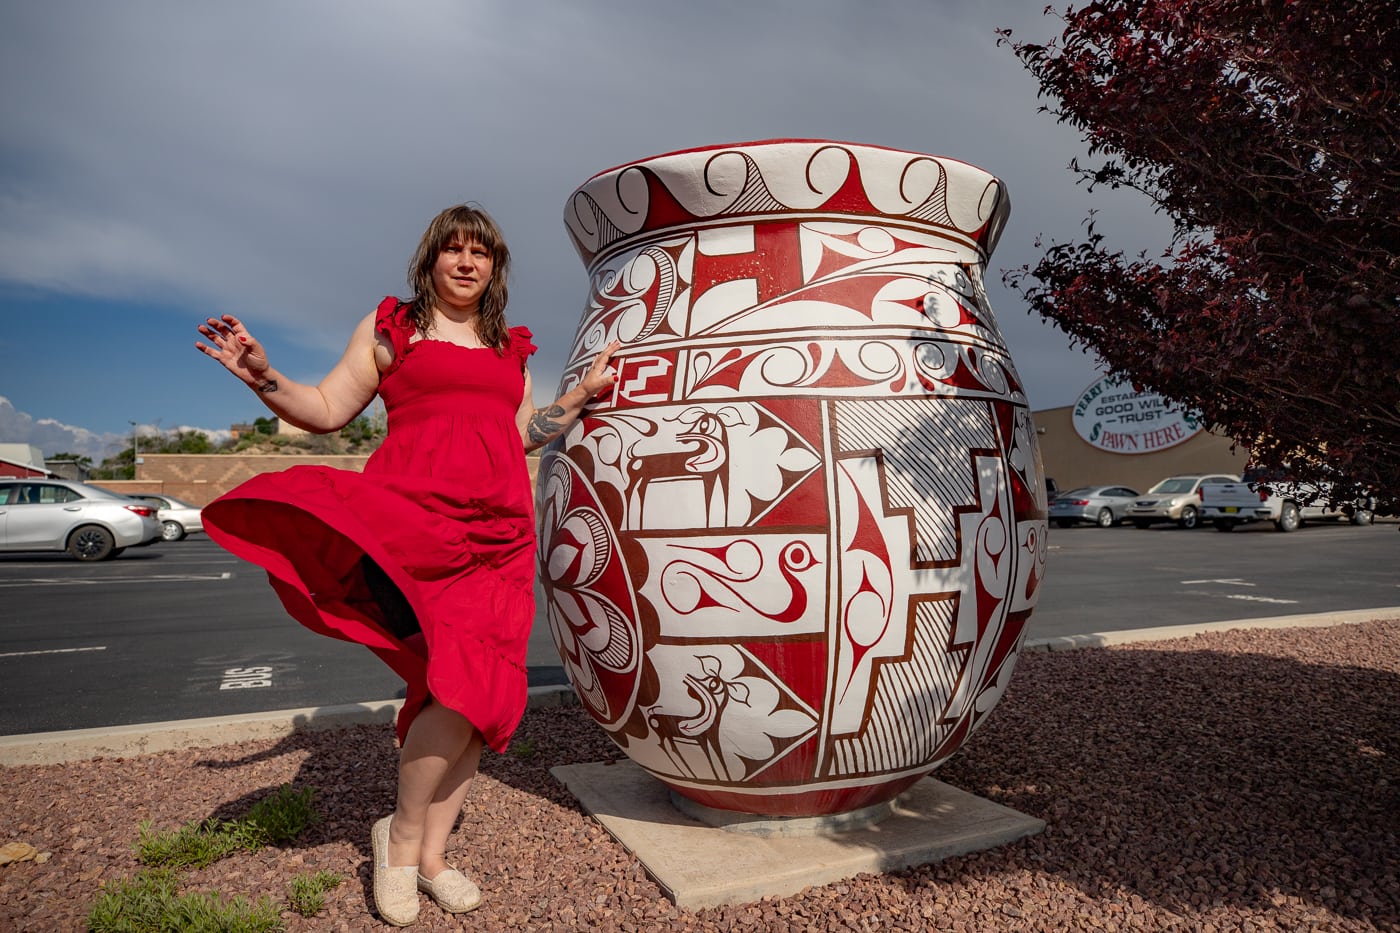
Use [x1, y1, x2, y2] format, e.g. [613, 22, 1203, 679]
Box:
[405, 204, 512, 352]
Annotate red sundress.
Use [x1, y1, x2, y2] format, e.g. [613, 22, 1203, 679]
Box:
[202, 297, 538, 752]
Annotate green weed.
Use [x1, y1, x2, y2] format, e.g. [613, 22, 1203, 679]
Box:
[237, 784, 319, 848]
[136, 819, 242, 870]
[89, 868, 283, 933]
[136, 785, 318, 869]
[286, 870, 345, 917]
[94, 784, 329, 930]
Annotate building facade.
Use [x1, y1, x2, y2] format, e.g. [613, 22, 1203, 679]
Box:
[1033, 375, 1249, 494]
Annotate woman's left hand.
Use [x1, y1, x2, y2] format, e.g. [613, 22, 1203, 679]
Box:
[579, 340, 622, 398]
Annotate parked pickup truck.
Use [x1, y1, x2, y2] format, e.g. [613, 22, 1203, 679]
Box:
[1198, 471, 1376, 532]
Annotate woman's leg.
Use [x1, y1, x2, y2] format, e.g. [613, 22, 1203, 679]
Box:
[386, 701, 478, 869]
[418, 732, 483, 879]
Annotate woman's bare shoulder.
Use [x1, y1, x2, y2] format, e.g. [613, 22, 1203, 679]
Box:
[351, 310, 396, 372]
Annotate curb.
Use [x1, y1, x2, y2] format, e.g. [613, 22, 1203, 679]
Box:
[0, 683, 577, 768]
[4, 608, 1397, 768]
[1020, 606, 1400, 652]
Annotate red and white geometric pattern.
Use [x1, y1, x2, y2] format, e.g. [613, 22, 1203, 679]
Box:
[539, 140, 1047, 816]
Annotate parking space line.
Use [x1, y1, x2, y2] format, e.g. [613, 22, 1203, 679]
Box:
[0, 646, 107, 658]
[1181, 578, 1255, 586]
[0, 573, 232, 588]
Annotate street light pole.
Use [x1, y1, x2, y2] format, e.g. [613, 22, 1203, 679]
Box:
[129, 421, 138, 480]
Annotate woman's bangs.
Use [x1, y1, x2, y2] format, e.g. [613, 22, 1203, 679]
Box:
[441, 217, 501, 256]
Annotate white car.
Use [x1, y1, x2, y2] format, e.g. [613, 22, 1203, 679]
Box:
[1201, 469, 1377, 532]
[131, 494, 205, 541]
[0, 479, 162, 560]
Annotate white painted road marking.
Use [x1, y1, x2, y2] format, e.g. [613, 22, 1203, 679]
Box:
[1181, 578, 1255, 586]
[1181, 579, 1298, 604]
[0, 646, 107, 658]
[221, 666, 273, 690]
[0, 572, 232, 587]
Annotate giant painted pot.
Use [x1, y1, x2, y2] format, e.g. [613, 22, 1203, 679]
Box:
[537, 140, 1048, 817]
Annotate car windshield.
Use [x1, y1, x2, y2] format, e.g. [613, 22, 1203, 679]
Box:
[1059, 488, 1093, 498]
[1148, 478, 1196, 494]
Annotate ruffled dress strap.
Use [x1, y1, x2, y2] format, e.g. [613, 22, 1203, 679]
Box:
[509, 325, 537, 370]
[375, 297, 415, 377]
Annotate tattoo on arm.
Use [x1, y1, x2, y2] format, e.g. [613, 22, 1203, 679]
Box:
[255, 379, 279, 394]
[527, 404, 568, 445]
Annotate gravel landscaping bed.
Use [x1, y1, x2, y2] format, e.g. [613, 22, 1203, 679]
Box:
[3, 620, 1397, 931]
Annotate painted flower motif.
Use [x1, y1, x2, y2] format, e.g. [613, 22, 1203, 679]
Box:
[537, 460, 640, 728]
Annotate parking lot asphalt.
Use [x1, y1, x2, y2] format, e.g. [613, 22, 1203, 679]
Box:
[5, 602, 1397, 767]
[3, 521, 1397, 766]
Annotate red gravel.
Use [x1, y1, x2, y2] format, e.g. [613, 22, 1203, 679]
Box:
[3, 620, 1398, 931]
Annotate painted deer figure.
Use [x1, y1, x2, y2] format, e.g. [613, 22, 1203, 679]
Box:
[624, 405, 744, 530]
[644, 654, 751, 782]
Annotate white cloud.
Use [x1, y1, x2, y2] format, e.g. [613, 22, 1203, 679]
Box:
[0, 396, 124, 461]
[0, 397, 231, 462]
[0, 0, 1172, 431]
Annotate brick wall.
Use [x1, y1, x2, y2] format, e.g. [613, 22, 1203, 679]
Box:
[121, 453, 542, 505]
[129, 454, 371, 505]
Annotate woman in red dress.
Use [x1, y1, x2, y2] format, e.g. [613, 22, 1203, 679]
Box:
[195, 204, 619, 926]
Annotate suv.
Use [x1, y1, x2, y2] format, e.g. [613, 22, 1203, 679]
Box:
[0, 479, 162, 560]
[1127, 473, 1241, 529]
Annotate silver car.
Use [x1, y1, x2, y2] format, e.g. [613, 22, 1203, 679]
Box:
[0, 479, 162, 560]
[1049, 485, 1141, 528]
[130, 494, 204, 541]
[1127, 473, 1241, 529]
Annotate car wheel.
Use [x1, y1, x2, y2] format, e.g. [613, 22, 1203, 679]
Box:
[161, 520, 186, 542]
[1096, 508, 1115, 528]
[68, 526, 116, 561]
[1213, 519, 1237, 532]
[1351, 508, 1374, 526]
[1178, 506, 1200, 529]
[1275, 501, 1300, 532]
[1132, 520, 1152, 529]
[1055, 519, 1074, 528]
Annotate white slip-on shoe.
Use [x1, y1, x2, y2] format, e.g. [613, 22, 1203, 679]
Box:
[416, 867, 482, 913]
[371, 815, 420, 926]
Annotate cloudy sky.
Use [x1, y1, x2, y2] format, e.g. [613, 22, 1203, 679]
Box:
[0, 0, 1169, 462]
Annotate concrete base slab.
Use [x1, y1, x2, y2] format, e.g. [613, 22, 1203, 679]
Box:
[551, 759, 1045, 909]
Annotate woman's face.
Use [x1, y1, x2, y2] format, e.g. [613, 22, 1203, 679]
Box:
[431, 237, 494, 313]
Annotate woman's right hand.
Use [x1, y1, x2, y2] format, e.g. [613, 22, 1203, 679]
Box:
[195, 314, 271, 387]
